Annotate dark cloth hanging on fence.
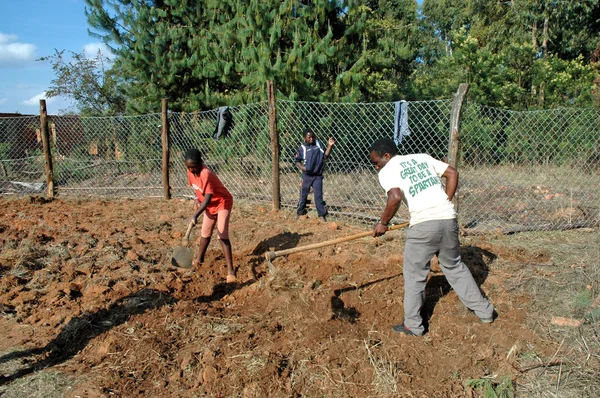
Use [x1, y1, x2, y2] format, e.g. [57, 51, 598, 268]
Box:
[213, 106, 234, 140]
[394, 100, 410, 146]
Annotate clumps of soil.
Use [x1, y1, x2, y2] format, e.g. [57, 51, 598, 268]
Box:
[0, 197, 556, 396]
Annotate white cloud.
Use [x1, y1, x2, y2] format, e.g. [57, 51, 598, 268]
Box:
[22, 92, 56, 106]
[0, 32, 36, 66]
[0, 33, 17, 44]
[20, 92, 71, 114]
[83, 42, 114, 59]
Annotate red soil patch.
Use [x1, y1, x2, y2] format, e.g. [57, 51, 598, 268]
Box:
[0, 197, 554, 396]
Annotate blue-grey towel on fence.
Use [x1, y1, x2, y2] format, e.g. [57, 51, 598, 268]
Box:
[394, 100, 410, 145]
[213, 106, 234, 140]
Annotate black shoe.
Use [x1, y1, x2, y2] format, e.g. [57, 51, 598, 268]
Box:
[391, 323, 418, 336]
[480, 310, 498, 324]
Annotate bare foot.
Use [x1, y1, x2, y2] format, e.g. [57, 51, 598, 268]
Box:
[192, 261, 201, 272]
[226, 274, 237, 283]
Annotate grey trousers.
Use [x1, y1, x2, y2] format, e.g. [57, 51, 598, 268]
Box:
[402, 219, 493, 335]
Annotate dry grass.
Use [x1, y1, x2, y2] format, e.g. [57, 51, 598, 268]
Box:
[464, 228, 600, 397]
[0, 371, 74, 398]
[364, 338, 415, 397]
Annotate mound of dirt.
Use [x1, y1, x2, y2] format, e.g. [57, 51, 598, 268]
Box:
[0, 197, 554, 396]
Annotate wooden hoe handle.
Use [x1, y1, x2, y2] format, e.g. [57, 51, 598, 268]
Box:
[265, 222, 409, 261]
[183, 222, 194, 246]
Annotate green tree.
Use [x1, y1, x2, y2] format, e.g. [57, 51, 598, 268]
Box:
[334, 0, 419, 101]
[85, 0, 349, 111]
[39, 49, 126, 115]
[84, 0, 424, 110]
[209, 0, 344, 102]
[85, 0, 217, 113]
[414, 0, 600, 109]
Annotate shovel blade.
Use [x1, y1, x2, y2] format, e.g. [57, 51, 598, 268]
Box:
[172, 246, 193, 268]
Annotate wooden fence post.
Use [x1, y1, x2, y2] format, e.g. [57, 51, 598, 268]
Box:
[267, 80, 281, 210]
[39, 99, 54, 198]
[447, 83, 469, 212]
[161, 98, 171, 200]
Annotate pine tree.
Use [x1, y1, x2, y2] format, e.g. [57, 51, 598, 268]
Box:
[335, 0, 419, 101]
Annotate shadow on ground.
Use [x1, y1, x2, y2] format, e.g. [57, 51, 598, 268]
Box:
[330, 274, 403, 323]
[0, 281, 252, 386]
[422, 245, 496, 332]
[252, 231, 313, 255]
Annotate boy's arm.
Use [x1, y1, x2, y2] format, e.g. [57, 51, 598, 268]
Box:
[324, 137, 335, 158]
[296, 161, 307, 172]
[373, 187, 402, 237]
[190, 194, 213, 225]
[295, 147, 306, 172]
[441, 166, 458, 201]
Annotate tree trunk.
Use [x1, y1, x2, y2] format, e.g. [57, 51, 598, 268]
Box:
[540, 15, 548, 105]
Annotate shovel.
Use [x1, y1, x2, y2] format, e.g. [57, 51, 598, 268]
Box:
[171, 221, 195, 268]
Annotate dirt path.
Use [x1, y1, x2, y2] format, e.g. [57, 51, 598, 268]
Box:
[0, 197, 555, 397]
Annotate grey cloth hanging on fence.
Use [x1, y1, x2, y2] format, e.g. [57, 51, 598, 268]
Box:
[394, 100, 410, 145]
[213, 106, 234, 140]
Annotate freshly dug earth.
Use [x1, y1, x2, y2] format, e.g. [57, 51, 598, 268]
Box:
[0, 197, 555, 397]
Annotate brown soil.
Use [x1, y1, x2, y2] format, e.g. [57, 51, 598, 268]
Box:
[0, 197, 555, 397]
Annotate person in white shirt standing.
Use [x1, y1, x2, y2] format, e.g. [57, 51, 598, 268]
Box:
[369, 138, 494, 336]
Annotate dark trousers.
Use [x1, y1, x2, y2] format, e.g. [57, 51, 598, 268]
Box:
[297, 174, 327, 217]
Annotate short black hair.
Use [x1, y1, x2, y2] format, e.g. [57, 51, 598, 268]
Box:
[369, 138, 398, 157]
[303, 128, 314, 137]
[184, 148, 203, 164]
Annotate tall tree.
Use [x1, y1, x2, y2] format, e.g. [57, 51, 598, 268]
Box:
[39, 49, 126, 115]
[335, 0, 419, 101]
[85, 0, 217, 113]
[208, 0, 344, 102]
[414, 0, 600, 108]
[85, 0, 349, 111]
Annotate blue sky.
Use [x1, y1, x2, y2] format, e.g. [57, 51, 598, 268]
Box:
[0, 0, 109, 114]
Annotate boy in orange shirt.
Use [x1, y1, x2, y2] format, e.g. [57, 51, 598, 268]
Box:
[184, 148, 236, 283]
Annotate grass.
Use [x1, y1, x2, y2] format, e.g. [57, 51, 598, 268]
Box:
[465, 228, 600, 397]
[0, 371, 74, 398]
[364, 339, 406, 396]
[466, 376, 515, 398]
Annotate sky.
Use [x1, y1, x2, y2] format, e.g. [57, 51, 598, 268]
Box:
[0, 0, 109, 114]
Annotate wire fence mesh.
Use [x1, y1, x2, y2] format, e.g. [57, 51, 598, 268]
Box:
[458, 103, 600, 232]
[1, 99, 598, 232]
[276, 99, 454, 224]
[50, 113, 164, 197]
[0, 115, 45, 194]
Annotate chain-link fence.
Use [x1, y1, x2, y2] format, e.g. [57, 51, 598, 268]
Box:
[49, 114, 164, 197]
[458, 104, 600, 231]
[0, 115, 45, 194]
[1, 99, 598, 232]
[169, 103, 273, 202]
[275, 100, 454, 224]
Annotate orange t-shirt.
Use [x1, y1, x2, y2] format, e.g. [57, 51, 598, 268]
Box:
[187, 165, 233, 214]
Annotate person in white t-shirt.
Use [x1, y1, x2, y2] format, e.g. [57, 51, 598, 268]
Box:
[369, 138, 494, 336]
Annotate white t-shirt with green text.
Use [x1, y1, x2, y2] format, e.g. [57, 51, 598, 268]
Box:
[378, 154, 456, 225]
